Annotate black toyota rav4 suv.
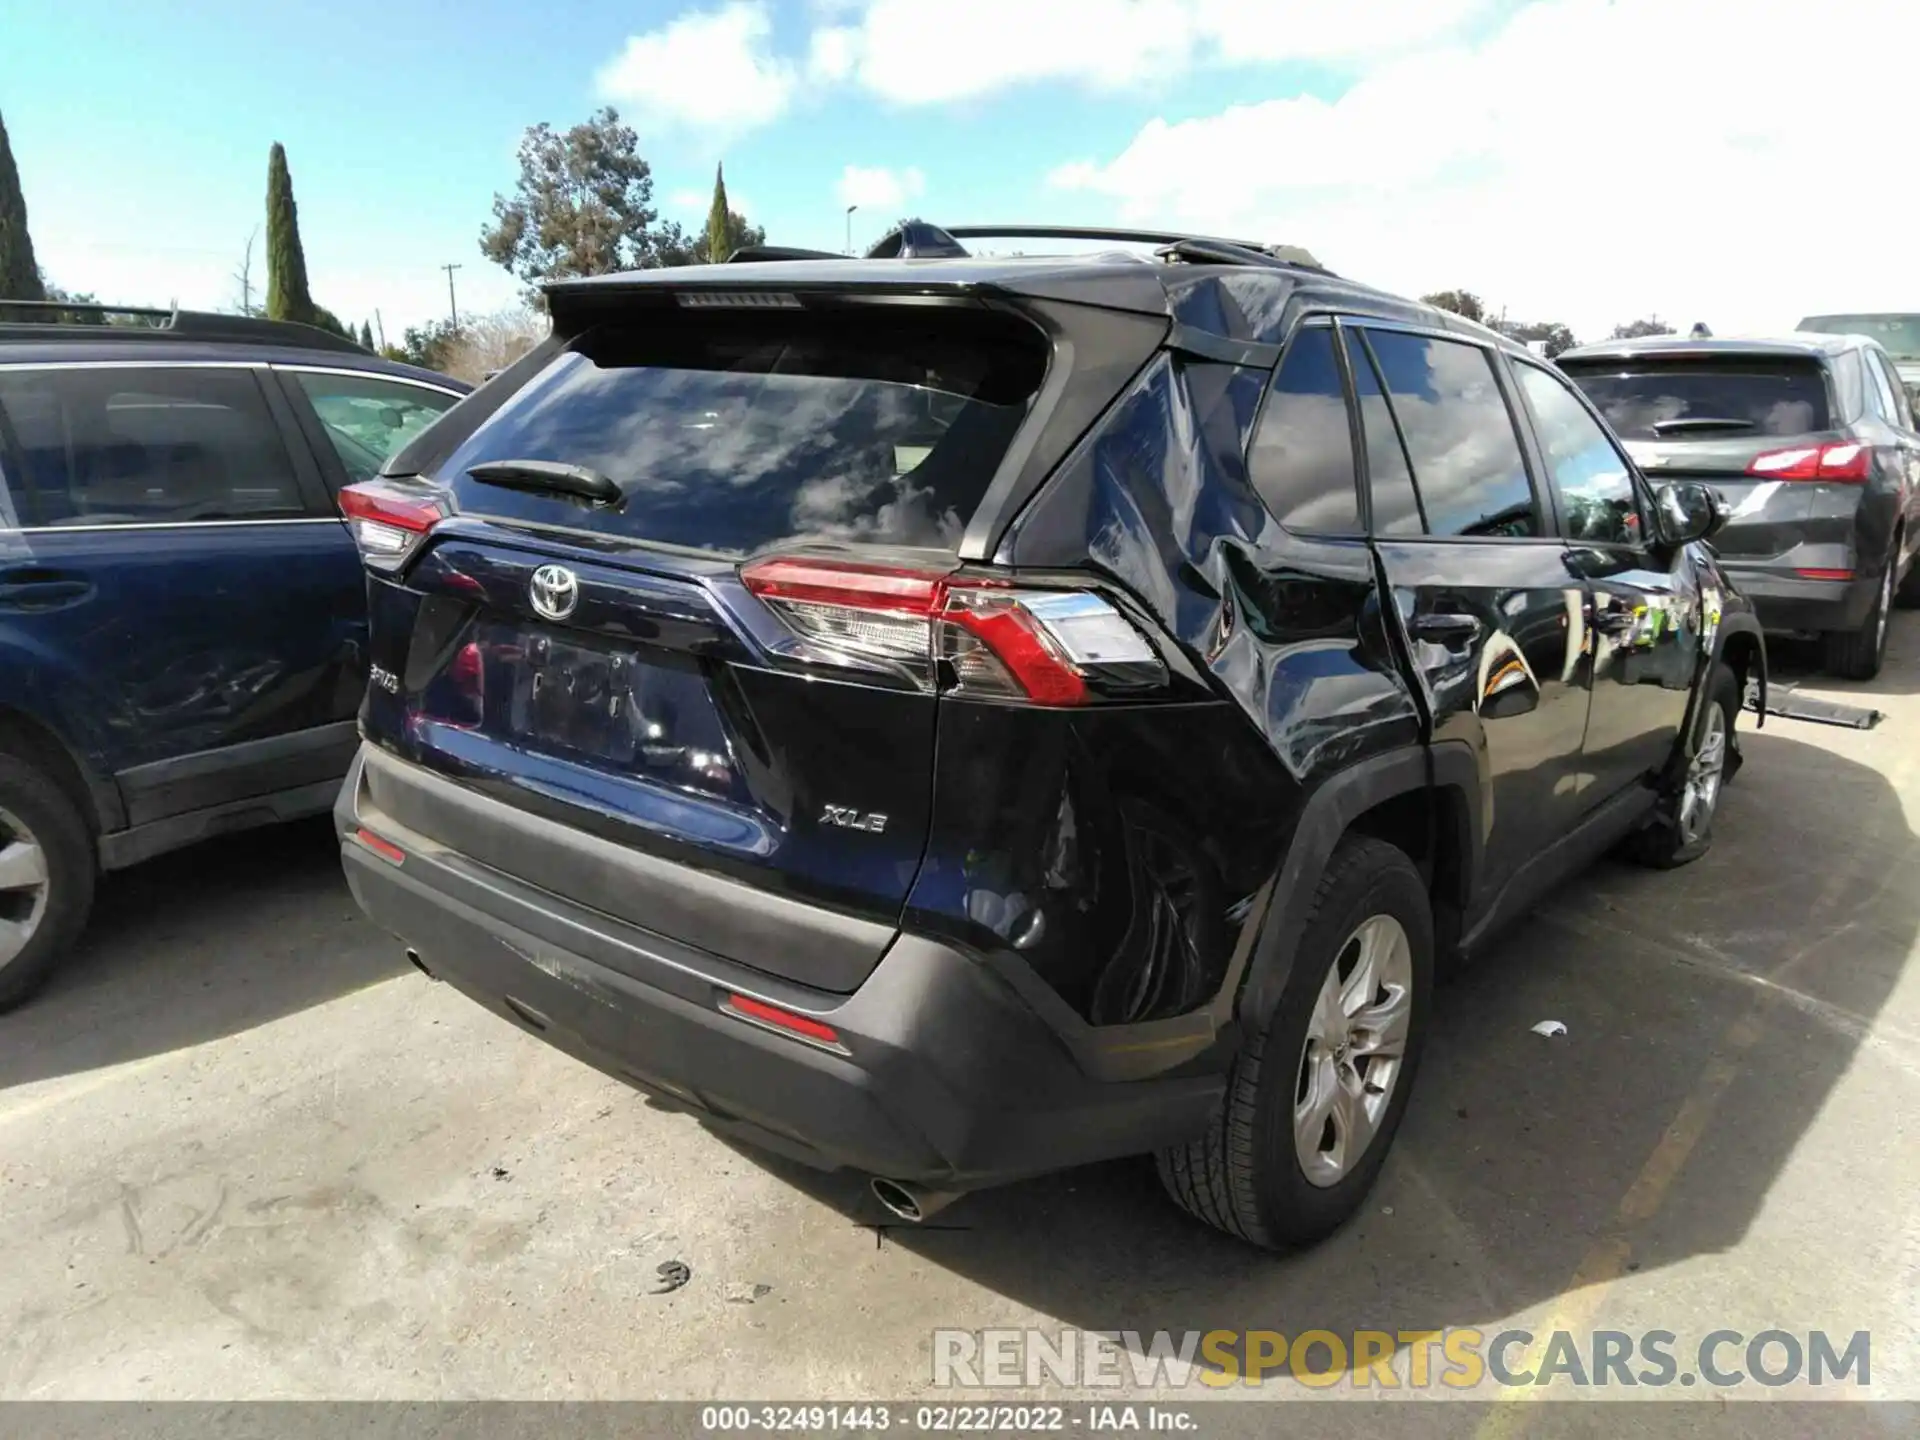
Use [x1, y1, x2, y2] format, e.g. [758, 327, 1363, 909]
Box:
[336, 224, 1766, 1250]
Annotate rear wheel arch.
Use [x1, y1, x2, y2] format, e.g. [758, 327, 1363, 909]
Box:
[1234, 744, 1479, 1027]
[0, 706, 116, 842]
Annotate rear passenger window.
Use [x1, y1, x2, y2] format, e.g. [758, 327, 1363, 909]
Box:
[1245, 327, 1359, 532]
[0, 367, 303, 528]
[1364, 330, 1538, 539]
[1514, 363, 1641, 546]
[1346, 332, 1424, 535]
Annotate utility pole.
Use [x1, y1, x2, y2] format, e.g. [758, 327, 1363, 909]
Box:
[441, 263, 462, 331]
[845, 204, 858, 256]
[374, 308, 387, 350]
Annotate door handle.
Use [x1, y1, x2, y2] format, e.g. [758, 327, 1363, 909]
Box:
[1412, 612, 1481, 646]
[0, 571, 94, 611]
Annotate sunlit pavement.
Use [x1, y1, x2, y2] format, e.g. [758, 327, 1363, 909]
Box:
[2, 622, 1917, 1430]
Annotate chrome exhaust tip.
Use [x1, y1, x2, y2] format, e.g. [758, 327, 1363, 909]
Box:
[870, 1177, 962, 1223]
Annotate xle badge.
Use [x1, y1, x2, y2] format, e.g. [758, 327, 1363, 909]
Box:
[820, 805, 889, 834]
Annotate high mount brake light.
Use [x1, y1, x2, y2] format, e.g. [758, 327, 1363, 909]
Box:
[739, 556, 1165, 705]
[338, 480, 445, 570]
[1746, 443, 1871, 482]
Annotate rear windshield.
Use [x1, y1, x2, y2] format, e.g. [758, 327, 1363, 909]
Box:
[1799, 314, 1920, 361]
[1560, 359, 1830, 441]
[436, 307, 1048, 555]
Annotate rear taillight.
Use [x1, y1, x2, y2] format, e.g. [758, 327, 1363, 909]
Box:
[1746, 443, 1871, 482]
[338, 479, 445, 570]
[739, 556, 1165, 706]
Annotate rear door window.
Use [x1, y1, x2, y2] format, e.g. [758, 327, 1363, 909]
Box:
[436, 308, 1048, 555]
[1345, 330, 1423, 535]
[0, 366, 305, 527]
[1245, 326, 1359, 533]
[1867, 350, 1913, 429]
[289, 371, 460, 484]
[1363, 330, 1539, 538]
[1561, 359, 1831, 440]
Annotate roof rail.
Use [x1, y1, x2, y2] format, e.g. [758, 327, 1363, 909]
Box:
[0, 300, 371, 355]
[941, 225, 1333, 274]
[727, 244, 844, 263]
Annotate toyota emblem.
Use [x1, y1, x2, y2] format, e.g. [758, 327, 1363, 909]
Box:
[529, 564, 580, 622]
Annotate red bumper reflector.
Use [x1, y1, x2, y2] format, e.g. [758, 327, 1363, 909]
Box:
[723, 992, 842, 1047]
[355, 828, 407, 865]
[1795, 568, 1855, 582]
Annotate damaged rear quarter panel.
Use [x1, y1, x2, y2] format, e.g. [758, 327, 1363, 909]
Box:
[902, 344, 1420, 1044]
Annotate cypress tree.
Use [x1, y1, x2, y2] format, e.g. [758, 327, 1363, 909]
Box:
[703, 163, 730, 265]
[359, 320, 373, 350]
[264, 142, 314, 324]
[0, 109, 46, 303]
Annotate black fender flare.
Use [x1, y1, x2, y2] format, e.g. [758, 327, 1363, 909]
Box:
[1234, 741, 1482, 1028]
[1671, 611, 1767, 787]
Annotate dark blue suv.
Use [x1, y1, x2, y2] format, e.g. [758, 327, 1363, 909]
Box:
[0, 305, 468, 1008]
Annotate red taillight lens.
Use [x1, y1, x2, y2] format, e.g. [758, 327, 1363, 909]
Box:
[738, 557, 1164, 706]
[1747, 443, 1871, 482]
[338, 480, 445, 569]
[1795, 568, 1855, 581]
[723, 993, 844, 1050]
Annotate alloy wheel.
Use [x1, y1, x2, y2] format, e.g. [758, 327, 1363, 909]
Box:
[1676, 702, 1728, 847]
[0, 805, 49, 973]
[1294, 914, 1413, 1188]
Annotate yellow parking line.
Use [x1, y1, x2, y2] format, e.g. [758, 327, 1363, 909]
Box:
[1474, 737, 1914, 1439]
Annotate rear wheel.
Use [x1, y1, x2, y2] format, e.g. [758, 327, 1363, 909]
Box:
[0, 754, 95, 1012]
[1824, 562, 1893, 680]
[1156, 836, 1432, 1250]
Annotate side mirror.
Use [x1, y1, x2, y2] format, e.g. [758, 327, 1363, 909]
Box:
[1654, 480, 1726, 546]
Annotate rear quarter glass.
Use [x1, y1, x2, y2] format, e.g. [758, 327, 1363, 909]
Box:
[433, 308, 1049, 556]
[1561, 357, 1831, 441]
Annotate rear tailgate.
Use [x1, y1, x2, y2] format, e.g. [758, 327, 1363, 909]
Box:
[1560, 354, 1843, 561]
[354, 296, 1054, 993]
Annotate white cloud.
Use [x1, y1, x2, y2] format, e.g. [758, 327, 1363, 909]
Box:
[836, 164, 926, 210]
[597, 3, 797, 131]
[806, 0, 1491, 103]
[669, 189, 707, 211]
[1050, 0, 1920, 340]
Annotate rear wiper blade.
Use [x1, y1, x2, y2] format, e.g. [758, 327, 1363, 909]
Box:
[466, 459, 622, 504]
[1648, 417, 1757, 434]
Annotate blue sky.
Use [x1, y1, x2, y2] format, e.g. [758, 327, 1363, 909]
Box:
[3, 0, 1914, 343]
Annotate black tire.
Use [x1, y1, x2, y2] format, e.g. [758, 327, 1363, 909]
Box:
[1156, 835, 1433, 1250]
[1824, 562, 1893, 680]
[1623, 662, 1740, 871]
[1896, 549, 1920, 608]
[0, 753, 96, 1013]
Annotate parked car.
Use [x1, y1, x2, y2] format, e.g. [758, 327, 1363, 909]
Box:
[0, 305, 470, 1010]
[1797, 312, 1920, 405]
[335, 222, 1765, 1249]
[1559, 333, 1920, 679]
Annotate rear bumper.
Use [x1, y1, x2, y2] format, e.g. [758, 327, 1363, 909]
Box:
[1720, 564, 1880, 634]
[336, 748, 1222, 1188]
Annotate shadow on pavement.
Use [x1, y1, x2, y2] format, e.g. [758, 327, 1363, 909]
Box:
[0, 815, 406, 1094]
[735, 719, 1916, 1377]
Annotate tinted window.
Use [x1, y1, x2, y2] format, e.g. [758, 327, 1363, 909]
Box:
[1863, 350, 1897, 422]
[437, 310, 1047, 555]
[1245, 328, 1359, 532]
[1365, 331, 1537, 538]
[1868, 351, 1912, 429]
[292, 371, 459, 484]
[1515, 364, 1641, 546]
[1346, 332, 1423, 535]
[1561, 359, 1830, 440]
[1799, 314, 1920, 361]
[0, 367, 303, 527]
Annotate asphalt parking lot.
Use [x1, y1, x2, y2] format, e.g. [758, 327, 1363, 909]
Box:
[3, 626, 1918, 1424]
